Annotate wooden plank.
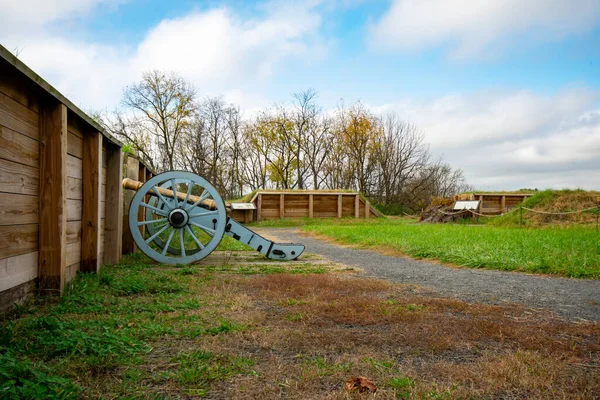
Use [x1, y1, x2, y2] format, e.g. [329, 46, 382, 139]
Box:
[80, 130, 102, 273]
[0, 73, 39, 113]
[67, 131, 83, 159]
[0, 224, 38, 259]
[0, 125, 39, 167]
[65, 262, 80, 283]
[67, 199, 82, 221]
[280, 194, 285, 219]
[67, 177, 82, 200]
[355, 195, 359, 218]
[365, 199, 369, 219]
[0, 193, 38, 225]
[0, 158, 39, 195]
[337, 195, 342, 218]
[137, 165, 146, 237]
[38, 102, 67, 294]
[66, 221, 81, 244]
[0, 252, 38, 292]
[103, 144, 122, 264]
[66, 154, 82, 179]
[501, 195, 506, 213]
[122, 157, 139, 254]
[0, 91, 38, 140]
[309, 194, 313, 218]
[66, 242, 81, 269]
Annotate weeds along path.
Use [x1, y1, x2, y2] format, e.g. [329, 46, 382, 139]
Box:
[258, 228, 600, 322]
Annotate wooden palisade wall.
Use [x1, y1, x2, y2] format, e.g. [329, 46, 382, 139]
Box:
[0, 45, 128, 311]
[252, 191, 381, 221]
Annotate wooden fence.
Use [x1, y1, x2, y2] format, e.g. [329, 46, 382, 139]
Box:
[468, 193, 533, 215]
[250, 191, 381, 221]
[0, 45, 149, 312]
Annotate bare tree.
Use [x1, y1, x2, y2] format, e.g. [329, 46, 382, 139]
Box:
[118, 70, 196, 172]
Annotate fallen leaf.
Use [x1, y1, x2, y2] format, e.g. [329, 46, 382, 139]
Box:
[345, 376, 376, 393]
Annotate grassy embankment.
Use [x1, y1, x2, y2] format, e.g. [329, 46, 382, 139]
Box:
[2, 250, 599, 399]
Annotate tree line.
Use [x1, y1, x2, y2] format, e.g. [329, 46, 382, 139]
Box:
[99, 70, 469, 214]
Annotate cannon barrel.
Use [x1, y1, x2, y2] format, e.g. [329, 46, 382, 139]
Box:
[122, 178, 231, 210]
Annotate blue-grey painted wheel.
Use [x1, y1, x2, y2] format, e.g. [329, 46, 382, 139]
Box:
[128, 171, 226, 264]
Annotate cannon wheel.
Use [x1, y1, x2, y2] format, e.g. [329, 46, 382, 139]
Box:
[128, 171, 226, 264]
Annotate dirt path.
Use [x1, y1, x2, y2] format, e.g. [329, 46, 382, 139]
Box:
[257, 227, 600, 322]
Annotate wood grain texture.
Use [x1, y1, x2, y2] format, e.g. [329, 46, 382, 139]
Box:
[66, 221, 81, 244]
[0, 193, 38, 225]
[67, 199, 82, 221]
[0, 251, 38, 292]
[67, 131, 83, 159]
[0, 91, 38, 139]
[81, 130, 102, 273]
[67, 177, 82, 200]
[0, 224, 38, 259]
[0, 158, 39, 195]
[355, 195, 359, 218]
[66, 154, 82, 179]
[0, 72, 39, 113]
[0, 125, 39, 167]
[122, 157, 139, 254]
[103, 144, 122, 264]
[309, 194, 313, 218]
[38, 101, 67, 294]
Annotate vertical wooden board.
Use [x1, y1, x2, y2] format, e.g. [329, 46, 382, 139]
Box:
[104, 144, 122, 264]
[137, 165, 146, 237]
[337, 195, 342, 218]
[365, 199, 369, 219]
[65, 262, 80, 283]
[0, 158, 39, 195]
[280, 194, 285, 219]
[0, 91, 38, 140]
[0, 252, 38, 292]
[81, 130, 102, 273]
[122, 157, 139, 254]
[38, 101, 67, 294]
[0, 125, 39, 168]
[355, 195, 360, 218]
[309, 194, 313, 218]
[256, 194, 262, 221]
[0, 193, 38, 225]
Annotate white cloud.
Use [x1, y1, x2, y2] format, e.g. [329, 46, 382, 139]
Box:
[0, 0, 123, 38]
[2, 2, 325, 110]
[373, 89, 600, 190]
[369, 0, 600, 59]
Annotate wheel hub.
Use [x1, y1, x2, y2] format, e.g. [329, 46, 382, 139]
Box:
[168, 208, 188, 228]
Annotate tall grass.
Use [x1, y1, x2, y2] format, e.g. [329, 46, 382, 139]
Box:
[303, 220, 600, 278]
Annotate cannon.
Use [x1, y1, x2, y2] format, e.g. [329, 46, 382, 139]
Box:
[122, 171, 305, 264]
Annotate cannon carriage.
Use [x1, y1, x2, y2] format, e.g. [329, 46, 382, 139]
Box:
[123, 171, 305, 264]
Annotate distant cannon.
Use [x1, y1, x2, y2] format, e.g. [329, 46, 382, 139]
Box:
[123, 171, 305, 264]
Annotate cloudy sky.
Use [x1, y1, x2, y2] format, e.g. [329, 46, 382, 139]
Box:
[2, 0, 599, 190]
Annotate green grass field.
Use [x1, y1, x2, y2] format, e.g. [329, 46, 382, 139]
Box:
[296, 218, 600, 278]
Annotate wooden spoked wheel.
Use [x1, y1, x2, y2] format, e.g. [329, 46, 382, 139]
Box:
[128, 171, 226, 264]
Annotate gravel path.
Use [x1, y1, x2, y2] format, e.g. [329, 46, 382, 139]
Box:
[258, 228, 600, 322]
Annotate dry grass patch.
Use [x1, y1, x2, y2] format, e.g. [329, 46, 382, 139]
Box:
[3, 255, 599, 399]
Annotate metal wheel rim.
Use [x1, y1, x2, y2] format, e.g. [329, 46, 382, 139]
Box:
[129, 171, 226, 264]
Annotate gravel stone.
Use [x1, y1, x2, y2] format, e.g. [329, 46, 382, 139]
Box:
[259, 228, 600, 322]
